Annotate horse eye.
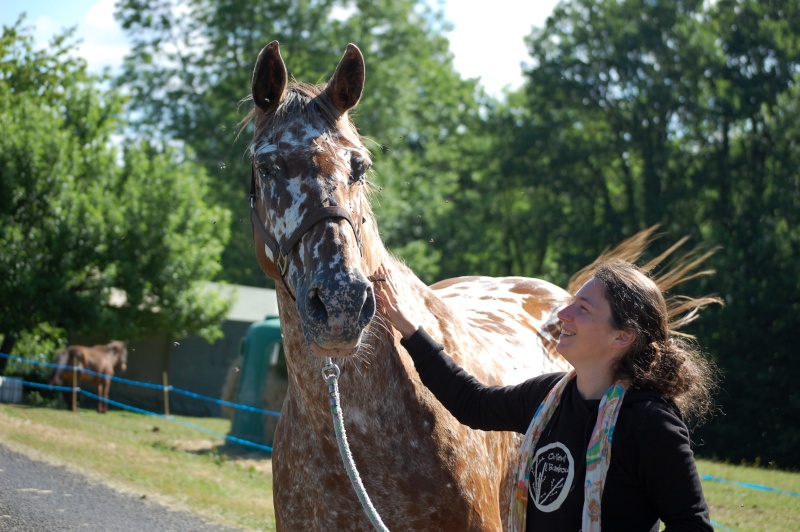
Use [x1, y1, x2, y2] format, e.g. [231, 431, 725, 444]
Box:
[349, 157, 368, 184]
[257, 166, 274, 180]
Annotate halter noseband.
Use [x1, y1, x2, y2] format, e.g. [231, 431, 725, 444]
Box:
[249, 166, 363, 301]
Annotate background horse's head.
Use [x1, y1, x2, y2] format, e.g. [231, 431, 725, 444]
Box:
[248, 41, 382, 358]
[108, 340, 128, 373]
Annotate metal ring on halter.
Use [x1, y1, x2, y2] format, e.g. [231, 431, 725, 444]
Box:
[277, 253, 289, 277]
[321, 359, 341, 384]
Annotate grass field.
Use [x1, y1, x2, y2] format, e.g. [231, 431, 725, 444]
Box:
[0, 402, 275, 531]
[1, 402, 798, 531]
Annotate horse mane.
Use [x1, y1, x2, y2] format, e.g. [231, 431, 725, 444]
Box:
[567, 225, 721, 337]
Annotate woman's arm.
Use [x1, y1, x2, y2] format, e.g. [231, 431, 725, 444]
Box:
[635, 402, 713, 532]
[376, 264, 560, 433]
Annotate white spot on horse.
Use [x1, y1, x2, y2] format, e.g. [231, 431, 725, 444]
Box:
[255, 141, 278, 157]
[346, 407, 369, 433]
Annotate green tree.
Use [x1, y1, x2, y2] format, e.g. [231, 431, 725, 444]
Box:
[0, 21, 232, 372]
[688, 0, 800, 468]
[481, 0, 800, 467]
[113, 0, 481, 285]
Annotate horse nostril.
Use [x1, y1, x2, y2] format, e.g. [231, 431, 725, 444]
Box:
[360, 286, 376, 326]
[306, 287, 329, 323]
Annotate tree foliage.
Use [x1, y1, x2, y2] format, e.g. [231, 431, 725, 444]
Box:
[466, 0, 800, 468]
[0, 22, 232, 369]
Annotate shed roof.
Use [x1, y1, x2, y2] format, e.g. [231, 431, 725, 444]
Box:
[208, 283, 279, 323]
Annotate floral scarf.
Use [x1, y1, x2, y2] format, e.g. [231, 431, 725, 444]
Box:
[508, 370, 628, 531]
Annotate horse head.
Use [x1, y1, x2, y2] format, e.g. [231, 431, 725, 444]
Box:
[108, 341, 128, 373]
[249, 41, 382, 359]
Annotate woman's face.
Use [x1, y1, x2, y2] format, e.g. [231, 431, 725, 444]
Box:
[556, 277, 623, 367]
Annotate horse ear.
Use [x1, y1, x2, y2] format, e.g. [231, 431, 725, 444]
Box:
[252, 40, 288, 114]
[324, 43, 365, 114]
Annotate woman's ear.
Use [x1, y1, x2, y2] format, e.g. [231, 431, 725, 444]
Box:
[614, 329, 636, 350]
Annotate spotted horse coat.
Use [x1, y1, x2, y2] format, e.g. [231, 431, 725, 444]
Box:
[247, 41, 571, 531]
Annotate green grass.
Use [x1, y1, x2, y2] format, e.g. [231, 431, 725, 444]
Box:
[698, 460, 800, 531]
[0, 402, 275, 531]
[1, 401, 799, 531]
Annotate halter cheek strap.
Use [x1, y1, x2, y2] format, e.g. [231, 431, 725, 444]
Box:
[249, 166, 363, 301]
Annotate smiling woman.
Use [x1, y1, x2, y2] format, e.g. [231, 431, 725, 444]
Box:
[378, 233, 721, 531]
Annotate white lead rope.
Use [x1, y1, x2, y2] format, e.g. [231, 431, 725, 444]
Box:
[322, 358, 390, 532]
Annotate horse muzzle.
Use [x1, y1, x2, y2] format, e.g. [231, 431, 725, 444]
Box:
[295, 270, 375, 357]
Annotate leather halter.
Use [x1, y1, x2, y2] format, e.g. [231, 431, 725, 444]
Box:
[249, 166, 362, 301]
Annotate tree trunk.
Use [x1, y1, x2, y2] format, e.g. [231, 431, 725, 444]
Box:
[0, 334, 18, 375]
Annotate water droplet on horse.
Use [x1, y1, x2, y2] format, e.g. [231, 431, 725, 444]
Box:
[173, 342, 180, 347]
[219, 162, 227, 169]
[429, 238, 435, 243]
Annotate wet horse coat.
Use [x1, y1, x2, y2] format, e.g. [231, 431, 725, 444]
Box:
[50, 341, 128, 413]
[248, 42, 571, 530]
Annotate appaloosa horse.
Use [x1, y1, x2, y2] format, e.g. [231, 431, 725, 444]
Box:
[50, 341, 128, 413]
[246, 41, 653, 530]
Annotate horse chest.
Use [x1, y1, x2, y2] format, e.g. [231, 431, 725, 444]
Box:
[272, 380, 510, 531]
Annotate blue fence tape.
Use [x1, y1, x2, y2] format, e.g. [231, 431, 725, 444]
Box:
[2, 351, 276, 452]
[701, 474, 800, 498]
[20, 380, 73, 393]
[168, 386, 281, 417]
[710, 519, 735, 532]
[0, 351, 278, 417]
[76, 389, 275, 453]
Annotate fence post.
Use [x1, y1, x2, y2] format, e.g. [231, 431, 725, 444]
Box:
[71, 368, 78, 413]
[163, 371, 170, 417]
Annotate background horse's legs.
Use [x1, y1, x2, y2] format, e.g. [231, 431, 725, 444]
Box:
[97, 379, 108, 413]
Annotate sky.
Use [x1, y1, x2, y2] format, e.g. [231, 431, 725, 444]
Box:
[0, 0, 558, 96]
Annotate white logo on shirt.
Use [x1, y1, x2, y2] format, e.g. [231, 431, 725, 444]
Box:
[530, 442, 575, 512]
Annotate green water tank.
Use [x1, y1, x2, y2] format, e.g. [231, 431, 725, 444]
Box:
[228, 315, 285, 453]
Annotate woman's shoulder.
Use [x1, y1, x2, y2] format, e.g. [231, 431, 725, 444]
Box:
[619, 387, 687, 436]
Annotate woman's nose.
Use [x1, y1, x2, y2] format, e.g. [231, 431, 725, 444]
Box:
[557, 304, 572, 321]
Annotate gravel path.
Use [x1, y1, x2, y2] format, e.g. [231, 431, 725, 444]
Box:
[0, 443, 244, 531]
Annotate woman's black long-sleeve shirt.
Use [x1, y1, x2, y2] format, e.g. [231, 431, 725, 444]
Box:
[401, 328, 712, 532]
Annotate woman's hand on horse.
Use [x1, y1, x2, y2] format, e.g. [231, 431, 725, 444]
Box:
[375, 264, 418, 339]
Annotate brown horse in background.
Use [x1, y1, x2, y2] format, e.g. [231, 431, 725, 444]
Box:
[50, 341, 128, 413]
